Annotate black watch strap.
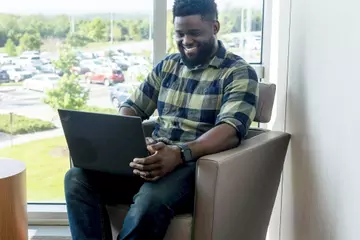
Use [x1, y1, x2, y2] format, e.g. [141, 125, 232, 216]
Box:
[177, 144, 193, 162]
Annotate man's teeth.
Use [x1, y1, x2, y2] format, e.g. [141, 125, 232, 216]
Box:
[184, 47, 197, 54]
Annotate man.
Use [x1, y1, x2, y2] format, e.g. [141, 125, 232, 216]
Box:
[64, 0, 259, 239]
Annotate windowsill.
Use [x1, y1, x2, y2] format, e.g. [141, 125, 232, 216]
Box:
[28, 225, 71, 239]
[28, 204, 68, 225]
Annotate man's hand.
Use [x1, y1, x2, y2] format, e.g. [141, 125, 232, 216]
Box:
[130, 142, 183, 181]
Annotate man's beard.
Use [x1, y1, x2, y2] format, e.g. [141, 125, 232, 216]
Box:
[178, 37, 216, 68]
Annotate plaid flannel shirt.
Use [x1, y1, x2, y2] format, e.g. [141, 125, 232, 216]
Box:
[120, 41, 259, 144]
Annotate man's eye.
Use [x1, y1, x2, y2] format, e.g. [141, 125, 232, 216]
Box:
[189, 31, 201, 37]
[175, 33, 184, 38]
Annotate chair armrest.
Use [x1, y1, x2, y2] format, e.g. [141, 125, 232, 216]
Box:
[193, 131, 291, 240]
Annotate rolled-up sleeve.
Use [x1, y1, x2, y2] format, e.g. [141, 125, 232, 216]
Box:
[215, 65, 259, 141]
[120, 61, 163, 120]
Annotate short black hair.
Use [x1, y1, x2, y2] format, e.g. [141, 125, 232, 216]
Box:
[172, 0, 218, 22]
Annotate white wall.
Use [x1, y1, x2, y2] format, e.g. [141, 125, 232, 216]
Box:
[278, 0, 360, 239]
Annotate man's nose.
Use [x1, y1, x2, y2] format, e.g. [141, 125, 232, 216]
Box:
[182, 34, 194, 46]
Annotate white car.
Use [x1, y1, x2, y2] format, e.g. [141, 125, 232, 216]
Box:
[17, 54, 42, 69]
[0, 53, 12, 65]
[23, 74, 61, 92]
[0, 65, 33, 82]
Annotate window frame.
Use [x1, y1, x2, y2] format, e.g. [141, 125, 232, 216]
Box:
[28, 0, 273, 225]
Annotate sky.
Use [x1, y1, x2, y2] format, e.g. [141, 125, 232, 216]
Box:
[0, 0, 263, 14]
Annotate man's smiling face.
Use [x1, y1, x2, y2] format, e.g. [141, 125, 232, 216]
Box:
[174, 14, 219, 68]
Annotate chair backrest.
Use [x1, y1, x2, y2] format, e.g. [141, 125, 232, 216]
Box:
[254, 83, 276, 123]
[142, 82, 276, 135]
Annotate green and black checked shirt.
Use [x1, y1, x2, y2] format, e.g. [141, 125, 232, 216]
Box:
[121, 41, 259, 144]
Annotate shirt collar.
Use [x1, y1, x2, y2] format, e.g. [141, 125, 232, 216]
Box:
[179, 40, 227, 69]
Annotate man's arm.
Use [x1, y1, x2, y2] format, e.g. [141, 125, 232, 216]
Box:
[185, 123, 239, 159]
[119, 106, 138, 116]
[183, 65, 259, 160]
[119, 62, 163, 120]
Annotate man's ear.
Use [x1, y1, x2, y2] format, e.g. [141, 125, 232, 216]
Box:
[213, 21, 220, 35]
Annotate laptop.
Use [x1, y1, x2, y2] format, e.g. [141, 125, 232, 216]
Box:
[58, 109, 149, 176]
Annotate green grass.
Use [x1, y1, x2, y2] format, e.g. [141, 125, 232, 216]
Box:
[0, 82, 23, 87]
[0, 114, 56, 135]
[0, 136, 68, 202]
[82, 105, 119, 115]
[251, 122, 260, 127]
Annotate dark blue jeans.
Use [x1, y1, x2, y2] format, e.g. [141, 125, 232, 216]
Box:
[64, 162, 196, 240]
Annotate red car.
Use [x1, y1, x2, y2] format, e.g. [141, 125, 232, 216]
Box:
[85, 67, 125, 86]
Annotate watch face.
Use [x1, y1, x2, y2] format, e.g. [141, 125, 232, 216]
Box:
[183, 148, 192, 161]
[178, 144, 192, 161]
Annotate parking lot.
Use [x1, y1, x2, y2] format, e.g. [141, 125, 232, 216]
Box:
[0, 40, 150, 126]
[0, 83, 116, 124]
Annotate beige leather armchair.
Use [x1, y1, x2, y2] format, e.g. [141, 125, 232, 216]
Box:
[105, 83, 291, 240]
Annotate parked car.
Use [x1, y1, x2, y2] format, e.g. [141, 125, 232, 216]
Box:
[0, 53, 12, 65]
[0, 65, 33, 82]
[23, 74, 61, 92]
[109, 83, 140, 108]
[17, 54, 42, 69]
[111, 56, 131, 70]
[127, 64, 151, 82]
[71, 59, 100, 74]
[21, 51, 40, 56]
[39, 64, 56, 74]
[85, 67, 125, 86]
[39, 64, 63, 76]
[22, 65, 40, 75]
[0, 70, 10, 83]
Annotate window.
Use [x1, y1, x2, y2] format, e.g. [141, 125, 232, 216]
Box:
[166, 0, 264, 64]
[0, 0, 270, 225]
[0, 0, 154, 222]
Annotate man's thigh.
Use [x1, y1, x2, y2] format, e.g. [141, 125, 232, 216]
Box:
[70, 168, 144, 205]
[134, 162, 197, 213]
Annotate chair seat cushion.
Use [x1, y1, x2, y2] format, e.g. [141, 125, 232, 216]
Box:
[106, 205, 193, 240]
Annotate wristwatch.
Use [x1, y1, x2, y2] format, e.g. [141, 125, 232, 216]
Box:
[177, 144, 193, 163]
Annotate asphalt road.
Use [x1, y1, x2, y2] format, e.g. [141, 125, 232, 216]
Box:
[0, 83, 115, 123]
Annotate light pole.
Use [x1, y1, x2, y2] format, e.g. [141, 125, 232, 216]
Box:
[149, 11, 152, 40]
[70, 15, 75, 33]
[110, 12, 114, 44]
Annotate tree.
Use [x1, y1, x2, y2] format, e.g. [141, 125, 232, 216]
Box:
[113, 25, 123, 41]
[66, 32, 90, 48]
[44, 44, 89, 111]
[128, 21, 141, 41]
[51, 15, 71, 39]
[19, 32, 42, 52]
[136, 64, 152, 83]
[53, 44, 78, 75]
[4, 39, 17, 56]
[43, 73, 89, 110]
[88, 18, 106, 42]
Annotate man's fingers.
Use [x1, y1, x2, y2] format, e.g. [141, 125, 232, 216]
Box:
[133, 169, 163, 179]
[145, 137, 157, 145]
[129, 162, 162, 171]
[141, 176, 160, 182]
[148, 142, 166, 151]
[133, 154, 160, 165]
[147, 145, 156, 154]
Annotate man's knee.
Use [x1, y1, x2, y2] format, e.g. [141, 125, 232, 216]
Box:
[64, 168, 87, 197]
[131, 184, 174, 218]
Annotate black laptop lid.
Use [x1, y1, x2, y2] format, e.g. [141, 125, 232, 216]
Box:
[58, 109, 149, 175]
